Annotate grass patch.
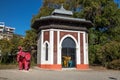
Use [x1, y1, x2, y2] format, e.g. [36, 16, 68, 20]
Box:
[90, 65, 107, 70]
[0, 64, 18, 69]
[0, 63, 37, 69]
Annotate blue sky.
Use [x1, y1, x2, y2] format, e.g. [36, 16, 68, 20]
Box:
[115, 0, 120, 7]
[0, 0, 42, 36]
[0, 0, 119, 36]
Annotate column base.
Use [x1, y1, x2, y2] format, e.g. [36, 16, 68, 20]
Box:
[37, 64, 89, 70]
[38, 64, 62, 70]
[76, 64, 89, 70]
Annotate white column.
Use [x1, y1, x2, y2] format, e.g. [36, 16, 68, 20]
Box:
[85, 32, 89, 64]
[57, 30, 61, 64]
[49, 29, 54, 64]
[40, 30, 44, 64]
[76, 32, 80, 64]
[83, 32, 88, 64]
[37, 32, 40, 64]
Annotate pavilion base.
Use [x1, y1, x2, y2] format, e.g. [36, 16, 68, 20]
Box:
[38, 64, 89, 70]
[76, 64, 89, 70]
[37, 64, 62, 70]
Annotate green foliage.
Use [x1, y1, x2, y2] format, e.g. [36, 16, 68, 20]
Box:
[0, 39, 11, 55]
[109, 25, 120, 41]
[9, 34, 24, 54]
[89, 44, 102, 65]
[107, 59, 120, 70]
[97, 41, 120, 66]
[21, 29, 37, 50]
[31, 7, 53, 24]
[0, 34, 23, 64]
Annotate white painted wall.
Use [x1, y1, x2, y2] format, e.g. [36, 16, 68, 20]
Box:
[38, 29, 54, 64]
[37, 32, 41, 64]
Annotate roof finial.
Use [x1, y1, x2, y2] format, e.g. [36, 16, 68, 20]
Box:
[60, 4, 65, 10]
[51, 4, 73, 16]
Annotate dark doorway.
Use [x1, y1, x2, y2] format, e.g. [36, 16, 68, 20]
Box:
[61, 37, 76, 68]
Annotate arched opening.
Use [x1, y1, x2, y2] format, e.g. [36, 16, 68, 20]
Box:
[45, 43, 48, 61]
[61, 37, 76, 68]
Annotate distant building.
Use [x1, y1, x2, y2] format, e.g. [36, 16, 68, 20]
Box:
[0, 22, 15, 40]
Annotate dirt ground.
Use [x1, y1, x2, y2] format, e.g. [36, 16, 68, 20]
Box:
[0, 66, 120, 80]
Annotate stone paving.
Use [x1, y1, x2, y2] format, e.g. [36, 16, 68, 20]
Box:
[0, 67, 120, 80]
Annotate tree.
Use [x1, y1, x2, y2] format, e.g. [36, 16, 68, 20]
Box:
[0, 39, 11, 55]
[97, 41, 120, 66]
[0, 34, 24, 63]
[9, 34, 24, 54]
[21, 29, 37, 49]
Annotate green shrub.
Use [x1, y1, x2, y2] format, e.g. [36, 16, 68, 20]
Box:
[107, 59, 120, 70]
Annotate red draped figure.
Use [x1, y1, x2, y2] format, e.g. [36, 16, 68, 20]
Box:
[24, 51, 31, 70]
[17, 46, 25, 70]
[17, 46, 31, 70]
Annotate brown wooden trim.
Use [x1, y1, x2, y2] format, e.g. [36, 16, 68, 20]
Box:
[80, 33, 84, 64]
[43, 31, 49, 42]
[54, 31, 57, 64]
[60, 31, 78, 41]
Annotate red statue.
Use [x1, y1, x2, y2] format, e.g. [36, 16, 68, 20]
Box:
[17, 46, 31, 71]
[24, 51, 31, 70]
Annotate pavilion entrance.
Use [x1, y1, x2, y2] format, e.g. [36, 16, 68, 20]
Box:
[61, 37, 76, 68]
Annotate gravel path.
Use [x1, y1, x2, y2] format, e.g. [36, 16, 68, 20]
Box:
[0, 67, 120, 80]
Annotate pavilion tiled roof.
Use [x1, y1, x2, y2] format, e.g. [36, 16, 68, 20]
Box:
[32, 6, 93, 31]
